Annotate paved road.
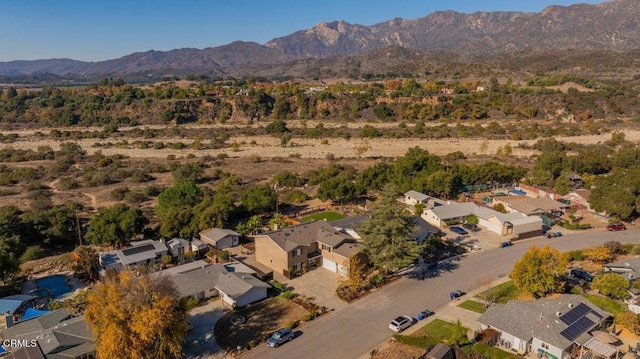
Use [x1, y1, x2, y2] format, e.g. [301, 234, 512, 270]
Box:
[243, 228, 640, 359]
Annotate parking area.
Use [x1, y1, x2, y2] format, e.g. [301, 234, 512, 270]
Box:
[445, 226, 507, 252]
[185, 298, 230, 359]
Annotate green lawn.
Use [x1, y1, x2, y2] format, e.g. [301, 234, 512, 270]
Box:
[394, 319, 470, 349]
[477, 280, 524, 303]
[458, 300, 487, 314]
[583, 293, 625, 315]
[472, 343, 522, 359]
[301, 211, 347, 222]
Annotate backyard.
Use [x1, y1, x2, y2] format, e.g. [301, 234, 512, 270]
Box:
[300, 211, 347, 222]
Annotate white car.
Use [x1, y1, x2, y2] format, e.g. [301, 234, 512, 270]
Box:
[388, 315, 414, 332]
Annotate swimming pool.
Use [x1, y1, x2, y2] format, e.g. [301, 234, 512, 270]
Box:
[36, 275, 72, 298]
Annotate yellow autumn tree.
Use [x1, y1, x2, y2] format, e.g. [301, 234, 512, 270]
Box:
[583, 245, 615, 264]
[511, 245, 568, 298]
[85, 271, 188, 359]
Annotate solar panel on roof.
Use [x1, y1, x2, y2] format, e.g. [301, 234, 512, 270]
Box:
[122, 244, 156, 256]
[560, 316, 595, 341]
[559, 303, 590, 325]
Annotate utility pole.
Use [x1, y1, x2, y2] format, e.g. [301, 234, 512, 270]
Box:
[75, 210, 83, 247]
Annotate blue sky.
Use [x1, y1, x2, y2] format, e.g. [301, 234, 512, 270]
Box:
[0, 0, 603, 62]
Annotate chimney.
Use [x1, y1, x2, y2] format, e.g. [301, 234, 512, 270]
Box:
[568, 303, 574, 308]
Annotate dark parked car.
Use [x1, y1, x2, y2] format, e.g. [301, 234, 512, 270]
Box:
[500, 241, 512, 248]
[450, 290, 465, 300]
[417, 310, 434, 320]
[449, 226, 468, 235]
[463, 223, 479, 232]
[570, 268, 593, 281]
[267, 328, 294, 347]
[607, 223, 626, 231]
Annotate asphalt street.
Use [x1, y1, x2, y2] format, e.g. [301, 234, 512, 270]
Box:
[242, 227, 640, 359]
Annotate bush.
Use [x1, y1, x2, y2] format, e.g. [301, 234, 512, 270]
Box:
[604, 241, 625, 255]
[370, 274, 385, 286]
[302, 311, 316, 322]
[182, 296, 201, 311]
[270, 280, 286, 293]
[219, 250, 230, 262]
[111, 187, 130, 200]
[279, 290, 293, 299]
[566, 250, 585, 262]
[19, 246, 44, 263]
[592, 273, 629, 300]
[631, 245, 640, 255]
[285, 320, 299, 329]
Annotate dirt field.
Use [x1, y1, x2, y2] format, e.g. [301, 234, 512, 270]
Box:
[3, 129, 637, 160]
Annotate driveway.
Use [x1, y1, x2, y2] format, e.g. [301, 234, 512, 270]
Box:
[185, 298, 231, 359]
[283, 267, 347, 312]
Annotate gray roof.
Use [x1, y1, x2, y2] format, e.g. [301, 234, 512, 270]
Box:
[405, 190, 429, 202]
[114, 239, 168, 266]
[200, 228, 240, 243]
[190, 239, 208, 249]
[214, 272, 270, 299]
[499, 197, 570, 215]
[166, 265, 226, 298]
[429, 202, 524, 222]
[478, 294, 609, 350]
[604, 257, 640, 274]
[1, 309, 94, 358]
[155, 262, 267, 299]
[167, 237, 188, 249]
[0, 295, 37, 315]
[259, 221, 353, 252]
[333, 242, 363, 259]
[2, 346, 45, 359]
[427, 343, 454, 359]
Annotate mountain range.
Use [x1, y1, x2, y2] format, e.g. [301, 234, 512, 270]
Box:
[1, 0, 638, 79]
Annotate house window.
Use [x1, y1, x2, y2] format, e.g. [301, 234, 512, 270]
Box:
[292, 263, 301, 271]
[541, 343, 549, 350]
[291, 248, 302, 257]
[321, 244, 331, 252]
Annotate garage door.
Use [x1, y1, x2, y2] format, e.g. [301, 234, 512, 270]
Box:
[322, 258, 337, 272]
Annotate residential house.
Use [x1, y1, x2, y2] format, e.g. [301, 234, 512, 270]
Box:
[603, 257, 640, 280]
[1, 346, 46, 359]
[331, 214, 439, 243]
[563, 190, 592, 212]
[98, 239, 168, 274]
[0, 295, 38, 327]
[167, 237, 190, 258]
[404, 190, 430, 206]
[478, 294, 610, 359]
[199, 228, 241, 250]
[492, 196, 570, 219]
[0, 309, 95, 359]
[422, 202, 541, 238]
[403, 190, 446, 209]
[254, 221, 364, 278]
[152, 260, 269, 307]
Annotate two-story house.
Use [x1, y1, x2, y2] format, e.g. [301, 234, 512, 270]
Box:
[254, 221, 363, 278]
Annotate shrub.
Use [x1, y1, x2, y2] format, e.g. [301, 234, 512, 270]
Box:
[604, 241, 625, 255]
[592, 273, 629, 300]
[111, 187, 130, 200]
[631, 245, 640, 255]
[182, 296, 201, 311]
[279, 291, 293, 299]
[325, 152, 336, 161]
[285, 320, 299, 329]
[566, 250, 585, 262]
[370, 274, 385, 286]
[19, 246, 44, 263]
[219, 250, 230, 262]
[270, 280, 286, 293]
[302, 311, 316, 322]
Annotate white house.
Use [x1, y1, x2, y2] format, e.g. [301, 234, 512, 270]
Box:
[152, 260, 269, 307]
[422, 202, 540, 237]
[404, 190, 430, 205]
[478, 295, 610, 359]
